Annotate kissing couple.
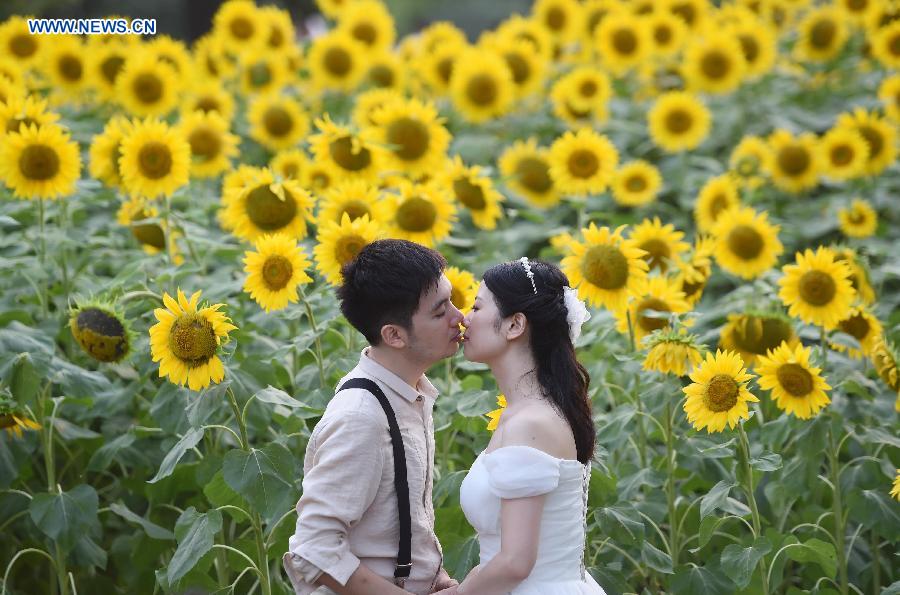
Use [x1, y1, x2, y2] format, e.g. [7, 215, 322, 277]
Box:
[283, 239, 607, 595]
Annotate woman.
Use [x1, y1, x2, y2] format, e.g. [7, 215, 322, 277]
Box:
[437, 258, 606, 595]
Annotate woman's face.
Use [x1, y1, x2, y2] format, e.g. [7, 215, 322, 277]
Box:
[461, 283, 508, 363]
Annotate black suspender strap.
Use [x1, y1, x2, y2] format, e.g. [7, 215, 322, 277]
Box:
[336, 378, 412, 585]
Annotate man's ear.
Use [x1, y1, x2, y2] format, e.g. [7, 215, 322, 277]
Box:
[380, 323, 409, 349]
[505, 312, 527, 341]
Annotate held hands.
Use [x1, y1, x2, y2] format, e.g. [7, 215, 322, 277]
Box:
[431, 566, 460, 593]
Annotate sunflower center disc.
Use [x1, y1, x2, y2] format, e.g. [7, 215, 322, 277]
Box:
[262, 254, 293, 290]
[341, 200, 370, 221]
[727, 224, 764, 260]
[640, 239, 671, 271]
[324, 47, 352, 76]
[263, 107, 293, 137]
[336, 234, 366, 265]
[466, 74, 498, 106]
[637, 297, 671, 332]
[59, 54, 83, 81]
[579, 80, 598, 97]
[778, 145, 810, 175]
[709, 193, 730, 218]
[230, 17, 254, 39]
[776, 363, 814, 397]
[453, 177, 487, 209]
[665, 109, 693, 134]
[133, 73, 163, 104]
[369, 65, 394, 87]
[612, 29, 638, 55]
[396, 197, 437, 232]
[77, 307, 125, 338]
[138, 142, 173, 180]
[437, 57, 453, 84]
[655, 25, 673, 45]
[505, 53, 529, 84]
[839, 312, 869, 339]
[798, 270, 836, 306]
[626, 174, 647, 192]
[582, 245, 629, 290]
[387, 118, 429, 161]
[6, 117, 35, 134]
[196, 97, 221, 114]
[858, 126, 883, 159]
[246, 185, 298, 231]
[352, 23, 377, 45]
[810, 19, 836, 49]
[330, 136, 372, 171]
[703, 374, 739, 412]
[248, 62, 272, 87]
[700, 51, 729, 80]
[19, 144, 60, 181]
[516, 157, 553, 192]
[568, 149, 600, 179]
[189, 128, 221, 160]
[101, 55, 125, 84]
[739, 35, 759, 62]
[10, 34, 37, 58]
[168, 314, 217, 366]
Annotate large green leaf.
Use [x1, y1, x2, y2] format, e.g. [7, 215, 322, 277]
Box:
[109, 502, 175, 540]
[700, 481, 735, 520]
[641, 540, 673, 574]
[167, 507, 223, 585]
[783, 538, 836, 579]
[671, 564, 733, 593]
[148, 427, 205, 484]
[29, 484, 99, 552]
[222, 443, 297, 521]
[720, 537, 772, 589]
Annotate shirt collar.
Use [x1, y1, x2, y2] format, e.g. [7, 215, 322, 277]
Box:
[357, 347, 439, 403]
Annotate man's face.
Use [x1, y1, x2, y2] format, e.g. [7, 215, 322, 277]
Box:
[405, 274, 465, 365]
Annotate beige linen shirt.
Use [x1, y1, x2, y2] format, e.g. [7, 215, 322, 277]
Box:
[283, 348, 444, 594]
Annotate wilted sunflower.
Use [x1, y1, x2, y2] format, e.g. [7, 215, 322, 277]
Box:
[221, 167, 315, 242]
[629, 217, 690, 274]
[694, 174, 741, 233]
[115, 55, 179, 117]
[486, 394, 507, 431]
[243, 233, 313, 313]
[835, 109, 898, 177]
[0, 16, 44, 67]
[42, 35, 91, 98]
[616, 276, 690, 344]
[819, 127, 869, 181]
[729, 135, 772, 190]
[548, 128, 618, 196]
[681, 32, 747, 94]
[181, 80, 236, 123]
[870, 21, 900, 69]
[449, 48, 515, 124]
[314, 212, 382, 286]
[643, 329, 704, 376]
[308, 30, 368, 92]
[611, 160, 662, 207]
[712, 206, 783, 279]
[766, 129, 820, 193]
[446, 266, 479, 312]
[561, 223, 649, 312]
[878, 74, 900, 122]
[648, 91, 711, 153]
[728, 18, 777, 79]
[212, 0, 264, 51]
[838, 199, 878, 238]
[720, 311, 799, 367]
[443, 156, 504, 230]
[369, 97, 450, 176]
[374, 181, 456, 247]
[69, 299, 132, 363]
[795, 6, 848, 62]
[149, 289, 237, 391]
[336, 0, 397, 52]
[118, 118, 190, 200]
[594, 11, 651, 75]
[178, 110, 239, 178]
[830, 306, 882, 359]
[756, 342, 830, 419]
[778, 247, 856, 330]
[0, 398, 41, 439]
[673, 235, 715, 306]
[550, 66, 612, 125]
[683, 349, 758, 433]
[317, 179, 382, 225]
[247, 95, 309, 152]
[0, 123, 81, 200]
[498, 138, 560, 208]
[310, 116, 383, 182]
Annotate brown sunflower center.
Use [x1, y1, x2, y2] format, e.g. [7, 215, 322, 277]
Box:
[280, 162, 300, 179]
[387, 117, 429, 161]
[655, 24, 674, 45]
[727, 224, 764, 260]
[732, 315, 794, 355]
[546, 7, 566, 30]
[700, 50, 730, 80]
[0, 415, 16, 429]
[263, 106, 293, 137]
[703, 374, 739, 412]
[830, 144, 853, 166]
[100, 55, 125, 84]
[776, 363, 814, 397]
[839, 311, 870, 340]
[612, 29, 638, 55]
[516, 157, 553, 193]
[10, 34, 37, 58]
[504, 53, 530, 84]
[858, 125, 883, 160]
[324, 47, 352, 76]
[810, 18, 836, 49]
[798, 270, 836, 306]
[77, 307, 125, 338]
[396, 197, 437, 232]
[245, 185, 298, 231]
[637, 297, 672, 332]
[59, 54, 83, 82]
[453, 177, 487, 209]
[588, 10, 609, 34]
[352, 23, 377, 45]
[335, 234, 367, 264]
[846, 0, 868, 11]
[665, 108, 693, 134]
[738, 34, 760, 63]
[582, 245, 629, 290]
[269, 27, 284, 48]
[133, 72, 163, 104]
[19, 144, 60, 181]
[340, 200, 371, 221]
[230, 17, 254, 40]
[369, 64, 394, 87]
[579, 80, 598, 97]
[262, 254, 293, 290]
[626, 174, 647, 192]
[138, 142, 173, 179]
[311, 170, 331, 190]
[196, 96, 221, 114]
[189, 127, 221, 160]
[567, 149, 600, 179]
[672, 3, 697, 25]
[709, 193, 731, 218]
[330, 136, 372, 171]
[436, 57, 454, 84]
[466, 74, 498, 106]
[168, 313, 217, 367]
[639, 239, 671, 271]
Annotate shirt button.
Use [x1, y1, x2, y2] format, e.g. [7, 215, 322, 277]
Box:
[416, 395, 423, 402]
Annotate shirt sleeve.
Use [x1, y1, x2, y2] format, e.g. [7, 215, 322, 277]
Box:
[287, 408, 386, 586]
[482, 446, 561, 499]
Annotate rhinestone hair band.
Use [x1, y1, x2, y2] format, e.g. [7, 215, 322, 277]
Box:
[519, 257, 537, 294]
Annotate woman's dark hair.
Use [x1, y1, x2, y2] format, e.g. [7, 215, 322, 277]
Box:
[337, 239, 447, 345]
[482, 259, 595, 464]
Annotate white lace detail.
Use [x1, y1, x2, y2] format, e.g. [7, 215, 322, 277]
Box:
[580, 462, 589, 581]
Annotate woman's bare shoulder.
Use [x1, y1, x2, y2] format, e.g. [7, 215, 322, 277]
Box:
[499, 402, 576, 460]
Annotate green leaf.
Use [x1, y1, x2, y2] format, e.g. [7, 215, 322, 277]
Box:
[700, 481, 735, 520]
[168, 507, 223, 585]
[783, 538, 837, 579]
[672, 564, 733, 593]
[750, 452, 783, 472]
[52, 418, 101, 441]
[847, 489, 900, 537]
[87, 432, 135, 472]
[595, 505, 645, 543]
[720, 537, 772, 589]
[641, 540, 674, 574]
[222, 443, 297, 521]
[203, 470, 248, 519]
[29, 484, 99, 552]
[148, 427, 205, 484]
[861, 428, 900, 449]
[882, 580, 900, 595]
[433, 470, 467, 508]
[109, 502, 175, 540]
[253, 385, 307, 408]
[695, 515, 728, 551]
[443, 535, 479, 580]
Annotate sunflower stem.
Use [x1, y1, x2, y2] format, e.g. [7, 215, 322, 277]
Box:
[820, 326, 828, 370]
[37, 197, 49, 316]
[870, 530, 880, 594]
[299, 288, 326, 389]
[162, 194, 173, 267]
[38, 385, 69, 595]
[664, 400, 680, 566]
[58, 199, 70, 304]
[828, 425, 849, 595]
[738, 422, 770, 595]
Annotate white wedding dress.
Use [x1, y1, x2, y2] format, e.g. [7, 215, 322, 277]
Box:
[459, 445, 607, 594]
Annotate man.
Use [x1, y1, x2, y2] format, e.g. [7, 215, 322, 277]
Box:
[283, 239, 463, 595]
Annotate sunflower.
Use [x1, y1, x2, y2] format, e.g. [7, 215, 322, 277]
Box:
[181, 80, 236, 123]
[0, 95, 61, 137]
[259, 5, 296, 54]
[336, 0, 396, 53]
[237, 49, 291, 96]
[673, 235, 715, 306]
[0, 76, 23, 107]
[308, 30, 368, 92]
[729, 135, 772, 190]
[270, 149, 308, 181]
[89, 41, 129, 101]
[221, 167, 315, 242]
[370, 98, 451, 176]
[712, 206, 783, 279]
[818, 127, 869, 181]
[683, 349, 757, 433]
[0, 400, 41, 439]
[309, 115, 383, 181]
[498, 138, 560, 208]
[628, 217, 690, 273]
[42, 35, 90, 98]
[212, 0, 264, 52]
[594, 11, 651, 75]
[486, 394, 507, 431]
[178, 111, 239, 178]
[647, 91, 712, 153]
[243, 233, 313, 313]
[778, 247, 856, 330]
[149, 289, 237, 391]
[303, 159, 337, 196]
[870, 20, 900, 69]
[719, 311, 799, 367]
[415, 41, 466, 96]
[683, 32, 747, 94]
[449, 48, 515, 123]
[314, 212, 383, 285]
[647, 10, 688, 57]
[446, 266, 479, 312]
[317, 179, 382, 225]
[116, 196, 183, 264]
[832, 247, 876, 305]
[147, 35, 192, 79]
[835, 0, 882, 25]
[363, 51, 406, 91]
[643, 329, 705, 376]
[611, 160, 662, 207]
[668, 0, 710, 32]
[89, 116, 131, 190]
[0, 16, 44, 68]
[835, 109, 898, 177]
[532, 0, 582, 42]
[69, 299, 132, 363]
[878, 74, 900, 122]
[374, 181, 456, 247]
[0, 124, 81, 200]
[352, 88, 403, 128]
[489, 37, 546, 99]
[871, 334, 900, 394]
[247, 94, 309, 152]
[838, 199, 878, 238]
[548, 128, 619, 196]
[616, 276, 690, 344]
[728, 18, 777, 79]
[118, 118, 190, 200]
[443, 156, 504, 230]
[115, 56, 179, 117]
[830, 306, 882, 359]
[795, 6, 849, 63]
[892, 470, 900, 501]
[766, 129, 820, 193]
[694, 174, 741, 233]
[550, 66, 612, 125]
[756, 342, 830, 419]
[561, 223, 649, 312]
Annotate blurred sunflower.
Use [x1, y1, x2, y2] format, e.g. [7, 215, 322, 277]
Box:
[486, 394, 507, 431]
[89, 41, 129, 101]
[729, 135, 772, 190]
[304, 159, 337, 196]
[548, 128, 619, 196]
[363, 51, 406, 91]
[314, 212, 382, 286]
[221, 167, 315, 242]
[181, 80, 236, 123]
[616, 276, 690, 344]
[694, 174, 740, 233]
[532, 0, 583, 42]
[42, 35, 91, 99]
[668, 0, 710, 32]
[579, 0, 623, 42]
[147, 36, 191, 79]
[496, 15, 554, 62]
[628, 217, 690, 273]
[647, 91, 711, 152]
[818, 127, 869, 181]
[643, 329, 705, 376]
[795, 7, 848, 62]
[446, 266, 479, 312]
[835, 109, 897, 176]
[550, 66, 612, 125]
[870, 334, 900, 393]
[89, 115, 131, 190]
[243, 233, 313, 313]
[712, 206, 783, 279]
[756, 342, 831, 419]
[317, 179, 382, 225]
[119, 118, 190, 200]
[247, 95, 309, 152]
[767, 129, 820, 193]
[179, 110, 239, 178]
[834, 0, 882, 25]
[870, 20, 900, 69]
[561, 223, 649, 312]
[0, 76, 23, 107]
[778, 247, 856, 330]
[374, 181, 456, 247]
[892, 470, 900, 501]
[115, 55, 179, 117]
[647, 10, 688, 57]
[499, 139, 560, 208]
[415, 41, 466, 96]
[336, 0, 396, 53]
[878, 74, 900, 121]
[310, 116, 383, 181]
[832, 247, 876, 305]
[681, 32, 747, 94]
[490, 37, 546, 99]
[0, 16, 44, 68]
[69, 299, 133, 363]
[0, 399, 41, 439]
[443, 156, 504, 230]
[611, 160, 662, 207]
[270, 149, 307, 181]
[830, 306, 882, 359]
[212, 0, 264, 52]
[237, 50, 291, 96]
[308, 30, 368, 92]
[352, 88, 404, 127]
[149, 289, 237, 391]
[719, 311, 799, 367]
[317, 0, 354, 19]
[0, 95, 60, 137]
[259, 5, 295, 54]
[370, 98, 450, 175]
[0, 123, 81, 200]
[838, 199, 878, 238]
[683, 349, 758, 433]
[594, 11, 651, 75]
[450, 48, 515, 123]
[190, 34, 233, 81]
[673, 235, 715, 306]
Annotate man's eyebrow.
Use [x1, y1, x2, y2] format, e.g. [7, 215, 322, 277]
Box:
[431, 296, 450, 312]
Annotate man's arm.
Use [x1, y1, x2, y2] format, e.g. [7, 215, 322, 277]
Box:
[315, 564, 410, 595]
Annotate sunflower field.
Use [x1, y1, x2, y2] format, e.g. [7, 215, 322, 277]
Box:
[1, 0, 899, 593]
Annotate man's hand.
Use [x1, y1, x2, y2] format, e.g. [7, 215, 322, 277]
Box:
[431, 587, 458, 595]
[432, 567, 459, 592]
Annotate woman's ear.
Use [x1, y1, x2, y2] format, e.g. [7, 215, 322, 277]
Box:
[505, 312, 527, 341]
[380, 323, 408, 348]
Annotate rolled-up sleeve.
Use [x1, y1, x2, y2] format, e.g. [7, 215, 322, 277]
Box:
[286, 409, 386, 587]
